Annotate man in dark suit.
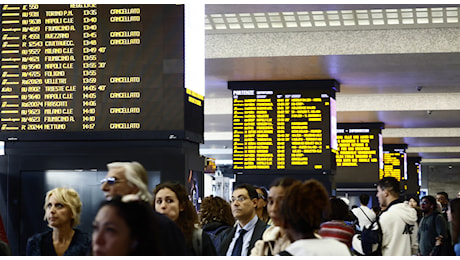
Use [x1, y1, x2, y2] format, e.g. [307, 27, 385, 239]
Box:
[219, 183, 268, 256]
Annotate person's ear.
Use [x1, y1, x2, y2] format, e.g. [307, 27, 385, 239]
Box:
[251, 198, 258, 208]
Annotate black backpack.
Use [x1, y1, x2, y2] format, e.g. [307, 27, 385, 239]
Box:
[352, 216, 382, 256]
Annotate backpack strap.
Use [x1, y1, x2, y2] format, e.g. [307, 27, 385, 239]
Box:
[360, 207, 373, 222]
[375, 217, 383, 256]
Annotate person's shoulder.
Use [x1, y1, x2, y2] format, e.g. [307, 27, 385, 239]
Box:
[28, 230, 52, 242]
[154, 210, 179, 227]
[73, 229, 91, 244]
[286, 238, 351, 256]
[261, 225, 281, 241]
[256, 218, 268, 228]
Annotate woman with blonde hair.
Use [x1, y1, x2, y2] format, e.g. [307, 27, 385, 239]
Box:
[26, 187, 90, 255]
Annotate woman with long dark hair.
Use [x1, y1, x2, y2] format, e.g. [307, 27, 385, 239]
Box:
[153, 182, 217, 256]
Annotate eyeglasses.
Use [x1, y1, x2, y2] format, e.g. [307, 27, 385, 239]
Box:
[100, 177, 126, 185]
[230, 196, 249, 203]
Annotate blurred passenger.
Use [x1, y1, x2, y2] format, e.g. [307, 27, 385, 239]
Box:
[220, 183, 268, 256]
[254, 186, 270, 224]
[92, 195, 162, 255]
[251, 177, 300, 256]
[199, 195, 235, 253]
[26, 187, 90, 256]
[351, 194, 376, 231]
[278, 179, 351, 256]
[0, 239, 11, 256]
[418, 195, 453, 256]
[153, 182, 217, 256]
[100, 161, 187, 255]
[101, 161, 152, 202]
[376, 177, 418, 255]
[319, 197, 355, 248]
[408, 196, 422, 224]
[436, 191, 449, 220]
[448, 198, 460, 255]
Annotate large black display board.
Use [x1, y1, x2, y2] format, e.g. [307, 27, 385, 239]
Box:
[229, 80, 338, 175]
[0, 4, 203, 142]
[382, 144, 407, 182]
[335, 122, 384, 185]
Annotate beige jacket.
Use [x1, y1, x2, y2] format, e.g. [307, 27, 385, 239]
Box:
[250, 226, 291, 256]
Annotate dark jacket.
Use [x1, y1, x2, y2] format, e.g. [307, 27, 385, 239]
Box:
[418, 210, 454, 256]
[154, 211, 188, 255]
[202, 222, 232, 253]
[219, 218, 267, 256]
[26, 229, 90, 256]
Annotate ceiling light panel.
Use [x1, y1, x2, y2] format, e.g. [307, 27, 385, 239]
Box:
[206, 6, 460, 34]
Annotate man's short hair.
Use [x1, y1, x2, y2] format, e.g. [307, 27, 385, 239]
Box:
[421, 195, 437, 206]
[234, 183, 258, 200]
[377, 177, 400, 196]
[437, 191, 449, 200]
[359, 194, 370, 205]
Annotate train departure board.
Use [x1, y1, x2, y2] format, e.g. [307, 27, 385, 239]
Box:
[229, 80, 339, 174]
[382, 144, 407, 182]
[335, 123, 384, 183]
[0, 4, 203, 141]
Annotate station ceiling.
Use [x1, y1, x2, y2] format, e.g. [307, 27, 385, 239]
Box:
[201, 4, 460, 169]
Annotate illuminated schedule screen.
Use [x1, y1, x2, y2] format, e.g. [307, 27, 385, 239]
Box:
[0, 4, 203, 141]
[335, 123, 383, 183]
[382, 144, 407, 182]
[229, 80, 338, 173]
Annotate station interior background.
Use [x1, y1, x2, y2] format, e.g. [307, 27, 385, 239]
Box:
[1, 3, 460, 255]
[200, 4, 460, 200]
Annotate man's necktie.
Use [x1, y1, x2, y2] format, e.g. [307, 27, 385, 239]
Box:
[231, 229, 248, 256]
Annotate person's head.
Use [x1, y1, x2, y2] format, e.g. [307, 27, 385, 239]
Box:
[92, 196, 161, 256]
[43, 187, 82, 229]
[152, 182, 198, 245]
[376, 177, 400, 208]
[230, 183, 258, 226]
[267, 177, 301, 226]
[408, 196, 419, 208]
[359, 193, 370, 206]
[255, 186, 268, 212]
[448, 198, 460, 243]
[280, 179, 330, 241]
[199, 195, 235, 227]
[153, 182, 197, 223]
[436, 192, 449, 207]
[420, 195, 437, 214]
[101, 161, 152, 203]
[325, 198, 349, 221]
[457, 191, 460, 199]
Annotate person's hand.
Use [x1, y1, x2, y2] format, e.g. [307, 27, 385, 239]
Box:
[434, 235, 443, 246]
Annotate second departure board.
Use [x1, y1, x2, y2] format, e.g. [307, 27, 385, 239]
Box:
[335, 123, 384, 183]
[229, 80, 339, 173]
[0, 4, 204, 141]
[382, 144, 407, 181]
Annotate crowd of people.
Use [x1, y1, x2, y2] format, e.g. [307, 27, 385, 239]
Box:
[1, 161, 460, 256]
